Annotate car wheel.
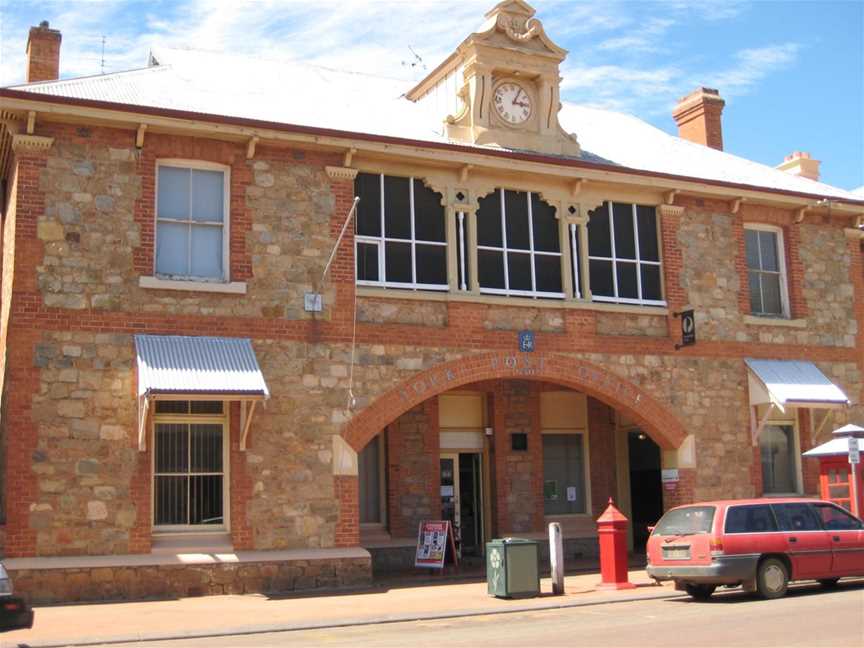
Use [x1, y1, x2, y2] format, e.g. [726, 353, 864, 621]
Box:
[818, 578, 840, 588]
[756, 558, 789, 599]
[684, 583, 716, 600]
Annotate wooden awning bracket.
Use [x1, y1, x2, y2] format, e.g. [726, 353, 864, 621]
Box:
[812, 409, 832, 445]
[240, 400, 258, 451]
[137, 394, 151, 452]
[750, 403, 776, 446]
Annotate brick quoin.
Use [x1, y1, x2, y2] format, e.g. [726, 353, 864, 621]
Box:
[342, 351, 690, 454]
[334, 475, 359, 547]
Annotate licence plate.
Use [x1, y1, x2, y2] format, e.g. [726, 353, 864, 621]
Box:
[662, 545, 691, 560]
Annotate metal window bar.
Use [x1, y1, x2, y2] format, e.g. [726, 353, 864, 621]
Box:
[153, 415, 225, 528]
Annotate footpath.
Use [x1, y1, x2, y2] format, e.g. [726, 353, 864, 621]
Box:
[1, 568, 682, 647]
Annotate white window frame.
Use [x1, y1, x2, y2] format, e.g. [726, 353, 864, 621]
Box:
[759, 415, 803, 497]
[744, 223, 790, 319]
[154, 159, 231, 283]
[151, 400, 230, 533]
[588, 202, 665, 307]
[355, 174, 448, 291]
[477, 189, 565, 299]
[540, 429, 592, 517]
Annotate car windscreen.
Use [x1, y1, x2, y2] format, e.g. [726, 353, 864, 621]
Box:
[652, 506, 715, 536]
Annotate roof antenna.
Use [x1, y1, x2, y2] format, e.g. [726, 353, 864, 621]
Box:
[401, 46, 426, 70]
[100, 35, 106, 75]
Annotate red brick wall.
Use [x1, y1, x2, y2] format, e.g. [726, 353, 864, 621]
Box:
[385, 400, 439, 538]
[229, 402, 254, 550]
[491, 380, 543, 534]
[334, 475, 359, 547]
[587, 397, 618, 516]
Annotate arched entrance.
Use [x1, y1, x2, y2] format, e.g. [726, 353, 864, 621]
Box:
[343, 351, 688, 452]
[337, 352, 692, 570]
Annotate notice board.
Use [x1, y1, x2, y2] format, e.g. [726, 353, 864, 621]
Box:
[414, 520, 458, 569]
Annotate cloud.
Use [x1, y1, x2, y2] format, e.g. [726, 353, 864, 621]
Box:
[704, 43, 801, 95]
[595, 17, 675, 53]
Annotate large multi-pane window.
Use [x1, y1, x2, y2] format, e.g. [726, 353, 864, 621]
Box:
[153, 400, 226, 528]
[587, 202, 663, 305]
[477, 189, 563, 298]
[745, 225, 788, 317]
[354, 173, 447, 290]
[156, 162, 228, 281]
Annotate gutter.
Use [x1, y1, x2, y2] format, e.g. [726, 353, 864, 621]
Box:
[1, 88, 863, 210]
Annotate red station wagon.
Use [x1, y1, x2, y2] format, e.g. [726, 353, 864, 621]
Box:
[646, 498, 864, 600]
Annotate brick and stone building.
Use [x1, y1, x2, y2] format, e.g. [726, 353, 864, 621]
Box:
[0, 1, 862, 603]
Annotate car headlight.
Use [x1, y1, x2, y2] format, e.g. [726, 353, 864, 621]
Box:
[0, 578, 13, 595]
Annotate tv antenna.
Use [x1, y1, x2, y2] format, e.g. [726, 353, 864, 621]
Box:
[100, 36, 106, 74]
[401, 45, 426, 70]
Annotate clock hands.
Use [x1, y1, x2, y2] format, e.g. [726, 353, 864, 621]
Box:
[511, 87, 529, 109]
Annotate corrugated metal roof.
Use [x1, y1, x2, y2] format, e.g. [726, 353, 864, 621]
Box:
[745, 358, 849, 407]
[803, 437, 857, 457]
[135, 334, 269, 397]
[6, 47, 862, 202]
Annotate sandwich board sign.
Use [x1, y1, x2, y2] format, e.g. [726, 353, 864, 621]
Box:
[414, 520, 458, 569]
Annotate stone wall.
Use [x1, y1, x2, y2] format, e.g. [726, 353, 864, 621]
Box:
[9, 556, 371, 604]
[595, 312, 667, 338]
[358, 298, 448, 327]
[32, 125, 340, 320]
[677, 197, 856, 347]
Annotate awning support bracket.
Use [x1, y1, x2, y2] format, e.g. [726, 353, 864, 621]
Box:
[750, 403, 776, 446]
[811, 409, 831, 445]
[240, 400, 258, 451]
[137, 394, 151, 452]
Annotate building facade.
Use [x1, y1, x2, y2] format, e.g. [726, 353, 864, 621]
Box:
[0, 2, 862, 603]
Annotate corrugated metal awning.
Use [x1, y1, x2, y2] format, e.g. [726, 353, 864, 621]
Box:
[746, 359, 849, 409]
[134, 335, 269, 451]
[135, 334, 269, 397]
[746, 359, 849, 445]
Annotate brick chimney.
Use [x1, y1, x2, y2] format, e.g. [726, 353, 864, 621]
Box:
[776, 151, 820, 182]
[26, 20, 62, 83]
[672, 87, 725, 151]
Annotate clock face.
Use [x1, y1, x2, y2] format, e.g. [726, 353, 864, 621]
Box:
[493, 82, 532, 125]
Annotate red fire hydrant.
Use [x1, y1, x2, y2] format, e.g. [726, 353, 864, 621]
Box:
[596, 498, 636, 590]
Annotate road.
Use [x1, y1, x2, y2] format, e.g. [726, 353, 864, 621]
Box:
[98, 582, 863, 648]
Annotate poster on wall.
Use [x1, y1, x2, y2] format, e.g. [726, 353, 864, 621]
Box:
[414, 520, 458, 569]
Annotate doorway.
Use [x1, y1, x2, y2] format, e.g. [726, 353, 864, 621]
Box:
[440, 452, 484, 558]
[628, 431, 663, 549]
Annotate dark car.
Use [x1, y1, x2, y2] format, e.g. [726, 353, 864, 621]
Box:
[0, 563, 33, 632]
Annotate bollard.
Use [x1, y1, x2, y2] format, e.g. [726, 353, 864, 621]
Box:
[548, 522, 564, 595]
[596, 498, 636, 590]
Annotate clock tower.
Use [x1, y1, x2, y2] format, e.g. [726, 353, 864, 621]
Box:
[407, 0, 580, 157]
